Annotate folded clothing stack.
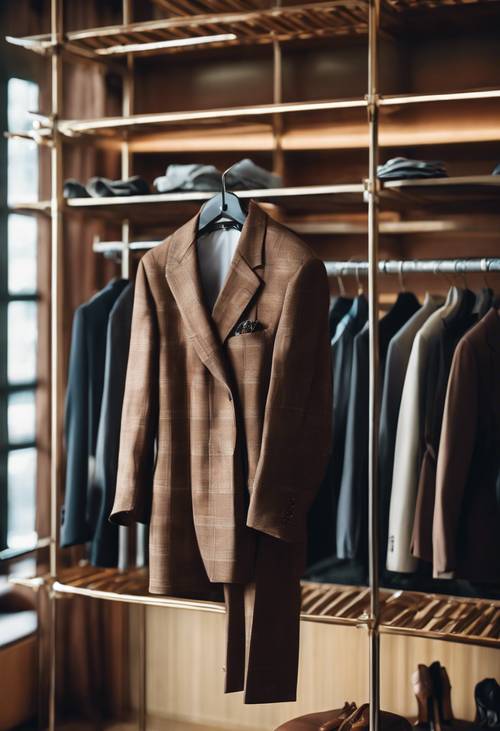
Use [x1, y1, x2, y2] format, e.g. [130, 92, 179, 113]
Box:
[64, 176, 150, 199]
[153, 158, 282, 193]
[377, 157, 448, 181]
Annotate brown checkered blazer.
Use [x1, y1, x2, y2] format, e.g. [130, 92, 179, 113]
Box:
[111, 201, 332, 703]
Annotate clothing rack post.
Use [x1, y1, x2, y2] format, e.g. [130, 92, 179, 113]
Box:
[49, 0, 63, 730]
[272, 0, 284, 180]
[367, 2, 381, 731]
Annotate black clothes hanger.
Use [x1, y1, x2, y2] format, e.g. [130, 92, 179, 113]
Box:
[198, 166, 247, 236]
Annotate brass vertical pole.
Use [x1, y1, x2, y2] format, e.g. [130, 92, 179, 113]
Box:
[272, 37, 284, 179]
[120, 0, 133, 281]
[272, 0, 284, 180]
[367, 1, 381, 731]
[138, 605, 147, 731]
[119, 0, 133, 568]
[49, 0, 63, 728]
[118, 8, 147, 731]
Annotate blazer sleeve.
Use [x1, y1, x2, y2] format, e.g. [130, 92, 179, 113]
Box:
[386, 335, 426, 573]
[110, 260, 159, 526]
[246, 256, 332, 543]
[60, 305, 91, 547]
[335, 330, 368, 559]
[432, 337, 478, 575]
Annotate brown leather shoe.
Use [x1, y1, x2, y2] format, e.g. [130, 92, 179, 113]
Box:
[338, 703, 412, 731]
[412, 664, 434, 726]
[440, 666, 454, 723]
[275, 702, 357, 731]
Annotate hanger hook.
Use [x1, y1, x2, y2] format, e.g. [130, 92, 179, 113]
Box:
[347, 255, 364, 294]
[454, 260, 468, 289]
[336, 268, 346, 297]
[435, 261, 453, 288]
[221, 166, 232, 212]
[481, 257, 491, 289]
[398, 261, 406, 292]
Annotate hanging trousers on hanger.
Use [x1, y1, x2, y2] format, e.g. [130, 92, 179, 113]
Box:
[111, 202, 332, 703]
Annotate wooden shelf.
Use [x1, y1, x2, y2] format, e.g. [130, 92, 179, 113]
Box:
[12, 92, 498, 154]
[7, 0, 500, 60]
[6, 1, 371, 59]
[64, 184, 366, 221]
[380, 175, 500, 212]
[12, 568, 500, 648]
[13, 178, 500, 224]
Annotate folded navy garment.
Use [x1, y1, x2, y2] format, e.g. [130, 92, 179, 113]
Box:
[64, 179, 90, 199]
[86, 176, 150, 197]
[492, 163, 500, 175]
[378, 156, 448, 181]
[153, 159, 283, 193]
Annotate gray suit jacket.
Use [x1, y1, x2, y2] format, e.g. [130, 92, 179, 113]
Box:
[61, 278, 129, 548]
[336, 292, 420, 561]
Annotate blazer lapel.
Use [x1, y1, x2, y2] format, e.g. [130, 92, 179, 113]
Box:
[212, 201, 267, 343]
[165, 201, 268, 386]
[165, 212, 229, 388]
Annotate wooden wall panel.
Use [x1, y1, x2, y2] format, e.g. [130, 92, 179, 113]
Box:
[127, 607, 499, 731]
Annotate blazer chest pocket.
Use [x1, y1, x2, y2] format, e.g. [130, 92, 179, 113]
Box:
[226, 328, 273, 380]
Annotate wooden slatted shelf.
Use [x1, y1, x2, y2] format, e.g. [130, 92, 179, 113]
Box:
[12, 569, 500, 647]
[7, 0, 500, 59]
[5, 1, 371, 58]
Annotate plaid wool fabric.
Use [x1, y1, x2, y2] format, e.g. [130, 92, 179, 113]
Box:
[111, 201, 332, 703]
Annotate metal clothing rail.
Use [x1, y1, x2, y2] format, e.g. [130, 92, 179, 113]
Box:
[325, 258, 500, 275]
[92, 239, 500, 276]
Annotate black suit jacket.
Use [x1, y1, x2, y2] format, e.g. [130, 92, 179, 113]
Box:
[90, 283, 134, 566]
[61, 278, 128, 547]
[336, 292, 420, 561]
[307, 295, 367, 565]
[329, 296, 353, 339]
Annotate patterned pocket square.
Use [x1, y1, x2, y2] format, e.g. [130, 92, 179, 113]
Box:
[234, 319, 263, 335]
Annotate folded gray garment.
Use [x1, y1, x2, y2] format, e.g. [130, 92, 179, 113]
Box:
[378, 156, 447, 178]
[64, 179, 90, 199]
[379, 156, 446, 172]
[154, 159, 282, 193]
[154, 164, 222, 193]
[225, 158, 282, 189]
[378, 169, 449, 180]
[86, 176, 150, 197]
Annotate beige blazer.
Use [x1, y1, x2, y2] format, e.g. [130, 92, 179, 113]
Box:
[111, 201, 332, 703]
[386, 288, 459, 573]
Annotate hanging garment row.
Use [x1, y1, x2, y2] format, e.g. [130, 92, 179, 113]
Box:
[60, 192, 500, 702]
[61, 250, 500, 584]
[308, 275, 500, 588]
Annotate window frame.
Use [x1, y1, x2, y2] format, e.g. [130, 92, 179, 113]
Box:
[0, 57, 41, 555]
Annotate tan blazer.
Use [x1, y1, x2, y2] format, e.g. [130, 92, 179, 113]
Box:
[432, 307, 500, 583]
[111, 201, 332, 703]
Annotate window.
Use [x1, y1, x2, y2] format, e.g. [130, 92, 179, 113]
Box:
[0, 77, 39, 553]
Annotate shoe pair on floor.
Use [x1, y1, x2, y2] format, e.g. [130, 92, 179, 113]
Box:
[413, 663, 500, 730]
